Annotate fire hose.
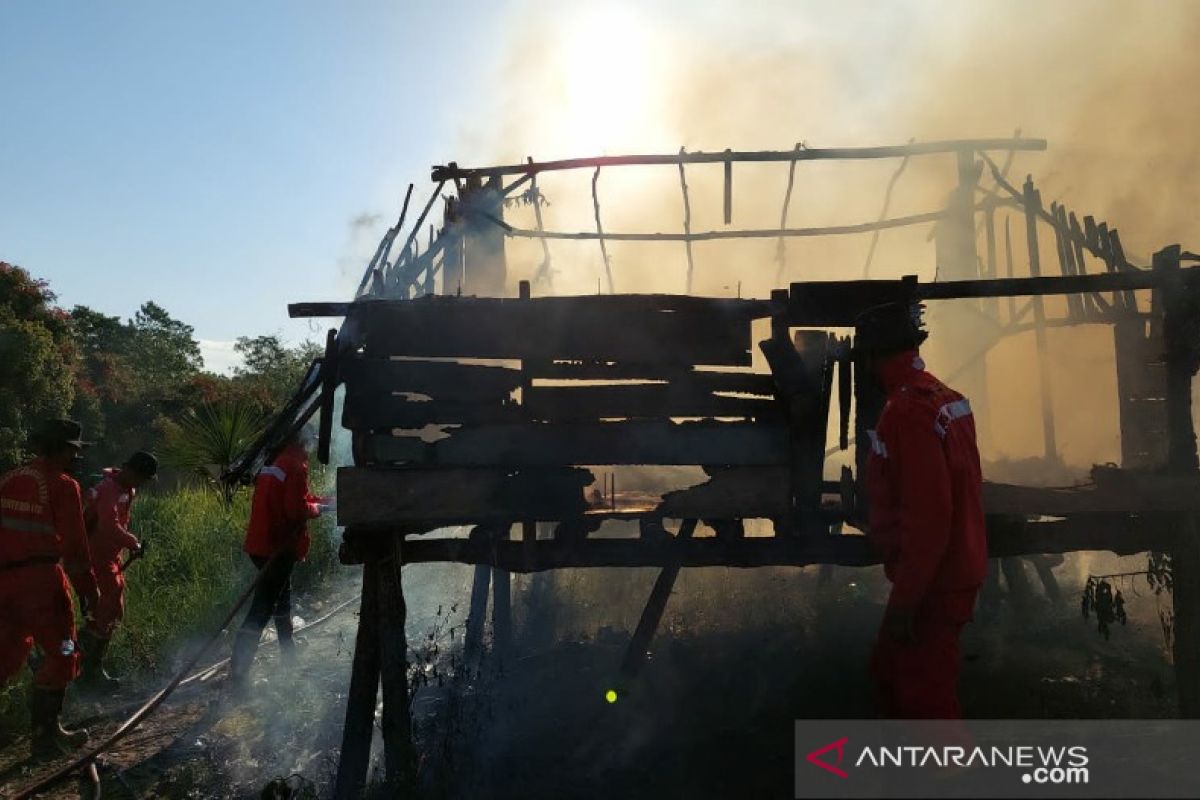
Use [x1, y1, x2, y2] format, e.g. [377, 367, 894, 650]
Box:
[10, 553, 285, 800]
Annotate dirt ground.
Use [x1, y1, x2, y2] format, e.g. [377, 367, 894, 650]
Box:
[0, 553, 1178, 800]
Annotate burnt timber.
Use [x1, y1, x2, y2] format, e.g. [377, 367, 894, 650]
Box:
[230, 138, 1200, 795]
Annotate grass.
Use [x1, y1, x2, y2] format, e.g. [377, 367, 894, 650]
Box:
[0, 479, 342, 736]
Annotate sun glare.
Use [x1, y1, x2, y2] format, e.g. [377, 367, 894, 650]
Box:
[556, 6, 668, 153]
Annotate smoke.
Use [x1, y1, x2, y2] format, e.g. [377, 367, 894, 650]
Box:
[300, 8, 1189, 789]
[443, 0, 1200, 471]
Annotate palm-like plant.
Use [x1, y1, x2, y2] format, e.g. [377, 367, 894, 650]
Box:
[163, 401, 267, 504]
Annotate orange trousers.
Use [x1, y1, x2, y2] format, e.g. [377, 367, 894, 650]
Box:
[0, 564, 80, 689]
[86, 567, 126, 638]
[870, 612, 966, 719]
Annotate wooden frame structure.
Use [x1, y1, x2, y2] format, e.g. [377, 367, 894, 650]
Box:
[230, 138, 1200, 796]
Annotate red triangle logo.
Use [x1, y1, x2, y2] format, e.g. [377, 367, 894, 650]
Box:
[806, 737, 849, 778]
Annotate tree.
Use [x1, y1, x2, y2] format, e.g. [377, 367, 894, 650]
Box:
[69, 301, 203, 472]
[129, 301, 203, 391]
[0, 263, 77, 471]
[233, 335, 322, 408]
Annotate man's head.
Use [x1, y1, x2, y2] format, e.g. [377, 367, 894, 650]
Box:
[853, 301, 928, 361]
[121, 451, 159, 489]
[30, 418, 90, 472]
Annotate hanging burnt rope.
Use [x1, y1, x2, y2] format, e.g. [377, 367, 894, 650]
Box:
[528, 157, 555, 291]
[592, 166, 615, 293]
[861, 138, 915, 279]
[773, 142, 803, 286]
[678, 147, 696, 293]
[10, 554, 285, 800]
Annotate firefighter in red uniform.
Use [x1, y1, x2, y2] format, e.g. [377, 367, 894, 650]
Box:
[0, 419, 101, 759]
[857, 303, 988, 719]
[228, 431, 329, 690]
[78, 450, 158, 691]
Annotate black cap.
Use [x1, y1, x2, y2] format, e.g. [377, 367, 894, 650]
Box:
[853, 301, 929, 357]
[32, 418, 92, 450]
[123, 451, 159, 479]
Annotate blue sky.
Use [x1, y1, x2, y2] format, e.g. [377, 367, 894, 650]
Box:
[0, 1, 507, 370]
[5, 0, 1190, 377]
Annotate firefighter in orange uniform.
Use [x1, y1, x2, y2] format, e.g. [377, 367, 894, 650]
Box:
[78, 451, 158, 691]
[228, 431, 329, 690]
[0, 419, 101, 759]
[857, 303, 988, 719]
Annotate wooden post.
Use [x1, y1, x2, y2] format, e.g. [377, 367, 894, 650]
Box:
[492, 560, 512, 662]
[1022, 176, 1058, 462]
[1158, 244, 1200, 717]
[378, 536, 416, 793]
[617, 518, 699, 690]
[462, 561, 491, 669]
[983, 200, 999, 320]
[442, 198, 464, 295]
[459, 175, 508, 297]
[317, 328, 339, 465]
[722, 150, 733, 225]
[1003, 216, 1017, 323]
[933, 149, 991, 448]
[333, 560, 381, 800]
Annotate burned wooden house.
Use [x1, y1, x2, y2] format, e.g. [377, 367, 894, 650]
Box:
[225, 137, 1200, 796]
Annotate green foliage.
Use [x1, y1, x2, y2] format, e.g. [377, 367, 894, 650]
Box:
[70, 301, 207, 472]
[161, 402, 268, 500]
[0, 262, 77, 471]
[234, 335, 323, 407]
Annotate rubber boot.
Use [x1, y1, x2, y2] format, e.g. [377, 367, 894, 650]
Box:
[77, 630, 121, 693]
[227, 627, 260, 695]
[30, 686, 89, 761]
[275, 614, 298, 667]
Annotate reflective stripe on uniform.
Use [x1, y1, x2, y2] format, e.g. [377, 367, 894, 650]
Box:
[933, 398, 973, 438]
[259, 466, 287, 482]
[867, 429, 889, 458]
[1, 497, 44, 515]
[0, 516, 57, 535]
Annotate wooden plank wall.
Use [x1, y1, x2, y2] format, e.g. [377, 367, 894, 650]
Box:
[337, 292, 812, 527]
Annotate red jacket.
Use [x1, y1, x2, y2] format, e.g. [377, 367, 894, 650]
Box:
[85, 468, 140, 572]
[0, 458, 99, 605]
[865, 351, 988, 620]
[244, 444, 322, 560]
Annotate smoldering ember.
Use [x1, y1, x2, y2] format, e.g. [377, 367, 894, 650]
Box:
[3, 4, 1200, 800]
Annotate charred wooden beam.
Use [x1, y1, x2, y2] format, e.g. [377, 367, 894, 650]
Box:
[338, 467, 594, 526]
[529, 362, 773, 391]
[430, 139, 1048, 181]
[340, 465, 1200, 527]
[290, 267, 1200, 323]
[342, 393, 523, 429]
[497, 208, 952, 243]
[393, 516, 1175, 571]
[358, 421, 790, 467]
[348, 295, 760, 366]
[523, 383, 777, 421]
[340, 358, 522, 399]
[618, 518, 698, 692]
